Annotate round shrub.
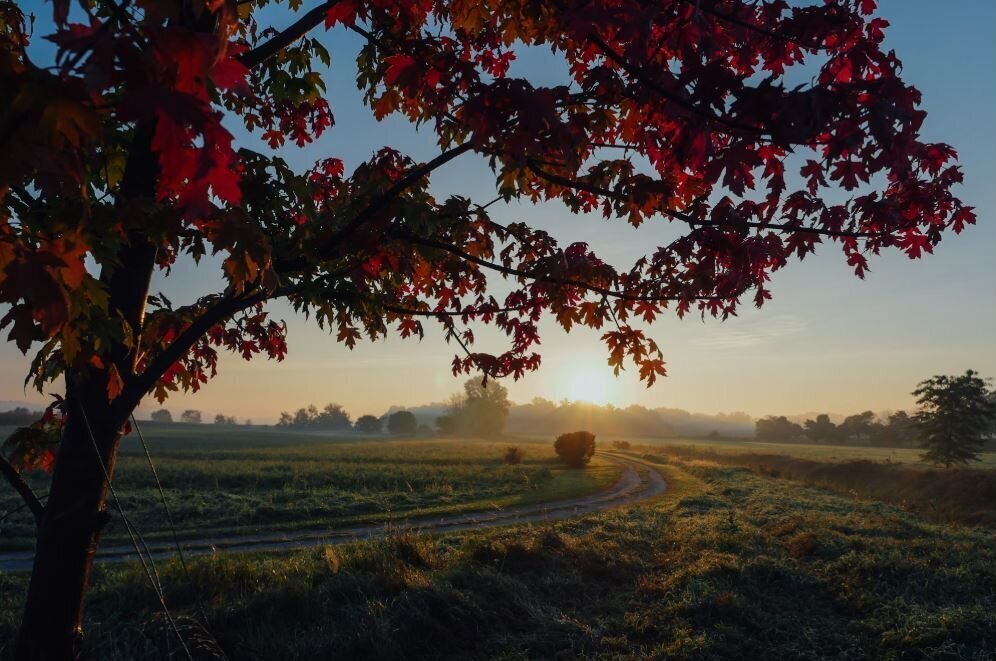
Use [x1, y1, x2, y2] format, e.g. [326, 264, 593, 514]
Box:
[554, 431, 596, 468]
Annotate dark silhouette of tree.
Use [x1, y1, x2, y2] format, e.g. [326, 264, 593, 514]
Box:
[755, 416, 804, 442]
[0, 0, 976, 653]
[179, 410, 202, 424]
[276, 403, 352, 429]
[354, 414, 383, 434]
[214, 414, 237, 425]
[317, 403, 352, 430]
[149, 409, 173, 423]
[0, 408, 42, 426]
[838, 411, 876, 444]
[877, 410, 919, 447]
[435, 413, 458, 435]
[804, 414, 837, 443]
[555, 431, 596, 468]
[915, 371, 996, 468]
[387, 411, 418, 435]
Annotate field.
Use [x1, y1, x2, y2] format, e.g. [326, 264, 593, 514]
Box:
[1, 455, 993, 659]
[612, 435, 996, 468]
[0, 426, 620, 551]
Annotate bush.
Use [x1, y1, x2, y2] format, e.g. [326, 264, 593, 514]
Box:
[611, 440, 631, 450]
[503, 446, 524, 465]
[554, 431, 596, 468]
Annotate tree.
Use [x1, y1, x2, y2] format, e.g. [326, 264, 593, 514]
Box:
[387, 411, 418, 435]
[0, 0, 975, 655]
[804, 414, 837, 444]
[554, 431, 596, 468]
[443, 378, 511, 436]
[149, 409, 173, 423]
[755, 416, 804, 442]
[354, 414, 382, 434]
[838, 411, 876, 444]
[179, 410, 202, 425]
[876, 410, 918, 447]
[914, 371, 996, 468]
[214, 414, 237, 425]
[316, 403, 352, 430]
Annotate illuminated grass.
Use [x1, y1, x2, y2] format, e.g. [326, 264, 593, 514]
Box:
[0, 431, 620, 551]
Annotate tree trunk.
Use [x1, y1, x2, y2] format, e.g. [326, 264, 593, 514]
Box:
[14, 383, 129, 660]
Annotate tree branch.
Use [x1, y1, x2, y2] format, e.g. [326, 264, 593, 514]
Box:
[238, 1, 337, 69]
[278, 141, 474, 273]
[0, 456, 44, 523]
[586, 32, 763, 136]
[527, 162, 885, 239]
[393, 232, 717, 303]
[131, 290, 267, 399]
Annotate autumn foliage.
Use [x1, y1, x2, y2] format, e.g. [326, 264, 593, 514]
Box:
[0, 0, 977, 654]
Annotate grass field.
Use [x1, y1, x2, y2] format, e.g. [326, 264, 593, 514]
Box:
[615, 435, 996, 468]
[0, 456, 991, 659]
[0, 427, 620, 551]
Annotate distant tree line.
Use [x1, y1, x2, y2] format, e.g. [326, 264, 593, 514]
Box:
[277, 403, 352, 430]
[756, 371, 996, 467]
[272, 403, 420, 435]
[0, 407, 40, 426]
[755, 410, 920, 448]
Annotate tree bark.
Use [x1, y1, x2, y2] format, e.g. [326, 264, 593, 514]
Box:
[14, 383, 129, 660]
[15, 121, 158, 660]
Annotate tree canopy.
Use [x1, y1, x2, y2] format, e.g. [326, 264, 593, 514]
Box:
[0, 0, 976, 655]
[437, 377, 510, 436]
[914, 371, 996, 468]
[0, 0, 973, 446]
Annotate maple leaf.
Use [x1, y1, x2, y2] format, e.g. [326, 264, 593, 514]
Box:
[384, 54, 417, 86]
[325, 2, 357, 28]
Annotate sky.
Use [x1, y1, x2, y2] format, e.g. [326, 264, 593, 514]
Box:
[2, 1, 994, 422]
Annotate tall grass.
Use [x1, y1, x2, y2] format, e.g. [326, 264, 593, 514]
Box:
[639, 445, 996, 526]
[1, 459, 991, 659]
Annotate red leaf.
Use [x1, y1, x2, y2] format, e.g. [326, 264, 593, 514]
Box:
[325, 2, 357, 28]
[384, 54, 417, 86]
[106, 364, 124, 401]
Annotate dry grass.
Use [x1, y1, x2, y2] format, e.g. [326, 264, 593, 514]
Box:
[638, 445, 996, 526]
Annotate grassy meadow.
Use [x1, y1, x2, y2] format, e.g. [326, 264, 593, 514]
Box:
[0, 427, 620, 551]
[610, 434, 996, 468]
[1, 455, 992, 659]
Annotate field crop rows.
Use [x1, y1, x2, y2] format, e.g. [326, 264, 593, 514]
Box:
[0, 429, 620, 551]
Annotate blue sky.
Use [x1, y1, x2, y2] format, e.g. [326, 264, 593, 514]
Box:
[2, 0, 994, 421]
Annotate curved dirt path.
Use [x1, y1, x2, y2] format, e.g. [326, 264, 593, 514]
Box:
[0, 455, 665, 572]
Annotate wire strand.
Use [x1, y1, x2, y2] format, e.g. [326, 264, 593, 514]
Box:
[74, 396, 193, 661]
[131, 414, 226, 654]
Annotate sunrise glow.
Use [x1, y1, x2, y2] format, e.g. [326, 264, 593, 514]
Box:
[563, 363, 616, 405]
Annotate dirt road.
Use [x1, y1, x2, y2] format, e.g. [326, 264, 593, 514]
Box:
[0, 455, 665, 572]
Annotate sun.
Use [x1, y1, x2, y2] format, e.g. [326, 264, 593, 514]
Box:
[564, 364, 615, 405]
